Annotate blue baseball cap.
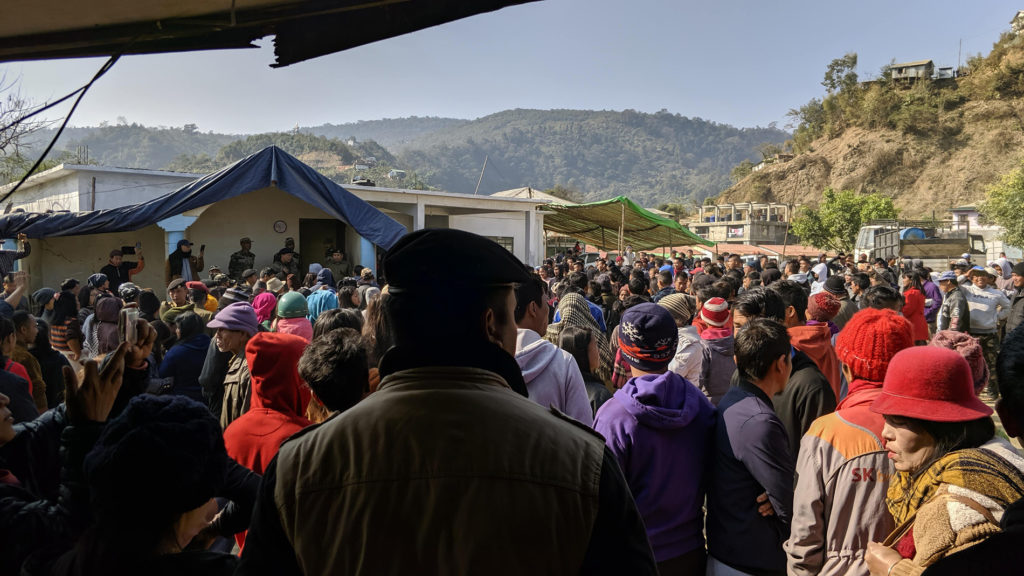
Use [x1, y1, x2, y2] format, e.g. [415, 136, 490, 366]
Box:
[937, 271, 957, 282]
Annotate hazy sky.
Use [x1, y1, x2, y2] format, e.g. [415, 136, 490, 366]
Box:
[4, 0, 1016, 134]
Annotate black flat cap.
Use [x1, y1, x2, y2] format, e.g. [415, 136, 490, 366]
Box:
[823, 275, 847, 295]
[383, 229, 531, 290]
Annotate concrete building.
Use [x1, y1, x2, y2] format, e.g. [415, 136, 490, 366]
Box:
[950, 205, 1023, 262]
[689, 202, 792, 244]
[0, 149, 547, 292]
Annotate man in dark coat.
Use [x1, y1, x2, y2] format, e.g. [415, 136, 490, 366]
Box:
[237, 229, 658, 576]
[936, 270, 971, 332]
[99, 248, 144, 294]
[1006, 262, 1024, 336]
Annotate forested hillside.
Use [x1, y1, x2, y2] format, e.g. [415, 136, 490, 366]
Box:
[398, 109, 788, 205]
[9, 110, 787, 207]
[301, 117, 470, 150]
[25, 123, 238, 170]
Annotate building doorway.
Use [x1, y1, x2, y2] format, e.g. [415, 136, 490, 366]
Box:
[299, 219, 347, 270]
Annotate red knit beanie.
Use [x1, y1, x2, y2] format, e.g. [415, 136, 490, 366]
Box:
[835, 308, 914, 381]
[929, 330, 989, 395]
[808, 292, 841, 322]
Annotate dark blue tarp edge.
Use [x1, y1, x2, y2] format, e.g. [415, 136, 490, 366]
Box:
[0, 146, 408, 250]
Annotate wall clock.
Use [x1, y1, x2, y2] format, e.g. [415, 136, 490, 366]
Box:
[273, 220, 287, 233]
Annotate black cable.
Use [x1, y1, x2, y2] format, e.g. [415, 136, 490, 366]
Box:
[0, 85, 83, 135]
[0, 54, 120, 206]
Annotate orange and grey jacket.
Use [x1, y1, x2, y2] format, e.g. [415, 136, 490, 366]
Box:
[785, 383, 895, 576]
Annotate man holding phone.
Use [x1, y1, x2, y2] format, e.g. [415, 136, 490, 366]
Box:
[100, 244, 145, 293]
[0, 233, 31, 278]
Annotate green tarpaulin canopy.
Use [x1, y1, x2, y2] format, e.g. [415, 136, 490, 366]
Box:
[544, 196, 714, 251]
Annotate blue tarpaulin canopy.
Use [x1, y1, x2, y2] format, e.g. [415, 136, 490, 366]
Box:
[0, 146, 407, 249]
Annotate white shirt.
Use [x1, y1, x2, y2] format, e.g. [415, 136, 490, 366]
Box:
[963, 283, 1011, 333]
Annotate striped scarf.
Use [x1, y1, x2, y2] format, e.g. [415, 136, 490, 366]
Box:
[546, 293, 613, 383]
[887, 442, 1024, 526]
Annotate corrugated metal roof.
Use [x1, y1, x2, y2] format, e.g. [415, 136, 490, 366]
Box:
[891, 59, 934, 68]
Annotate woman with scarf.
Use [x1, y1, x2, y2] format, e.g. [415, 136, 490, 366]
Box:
[164, 239, 204, 285]
[545, 292, 612, 384]
[865, 346, 1024, 576]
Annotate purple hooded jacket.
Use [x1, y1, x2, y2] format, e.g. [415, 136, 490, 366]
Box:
[593, 370, 716, 562]
[922, 278, 943, 322]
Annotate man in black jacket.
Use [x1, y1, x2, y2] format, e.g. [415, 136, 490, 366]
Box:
[99, 248, 144, 294]
[0, 341, 127, 575]
[1007, 261, 1024, 336]
[731, 287, 835, 460]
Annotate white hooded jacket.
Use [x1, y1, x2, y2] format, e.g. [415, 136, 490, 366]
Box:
[514, 328, 594, 426]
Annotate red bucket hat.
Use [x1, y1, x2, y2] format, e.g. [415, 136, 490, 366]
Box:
[870, 347, 993, 422]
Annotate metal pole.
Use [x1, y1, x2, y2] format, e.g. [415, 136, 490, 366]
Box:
[473, 155, 488, 196]
[782, 221, 790, 260]
[619, 201, 626, 255]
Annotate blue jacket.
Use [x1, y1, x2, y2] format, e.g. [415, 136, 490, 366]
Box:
[553, 298, 607, 332]
[706, 380, 794, 575]
[159, 334, 211, 402]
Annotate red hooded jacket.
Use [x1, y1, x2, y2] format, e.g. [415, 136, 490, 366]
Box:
[789, 324, 841, 401]
[223, 332, 312, 548]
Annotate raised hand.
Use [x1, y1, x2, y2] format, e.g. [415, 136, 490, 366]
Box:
[64, 343, 127, 423]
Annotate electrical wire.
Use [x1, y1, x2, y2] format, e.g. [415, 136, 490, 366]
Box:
[0, 54, 121, 206]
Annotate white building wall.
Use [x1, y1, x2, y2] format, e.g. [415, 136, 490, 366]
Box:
[79, 171, 196, 210]
[450, 212, 533, 264]
[19, 225, 168, 292]
[10, 176, 81, 213]
[8, 169, 196, 214]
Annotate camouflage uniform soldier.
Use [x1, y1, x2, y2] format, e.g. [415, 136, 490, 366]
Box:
[229, 237, 256, 282]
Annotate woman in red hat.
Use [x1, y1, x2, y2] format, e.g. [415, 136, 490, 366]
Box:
[865, 346, 1024, 575]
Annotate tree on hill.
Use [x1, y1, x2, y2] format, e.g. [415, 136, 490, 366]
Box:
[790, 188, 898, 252]
[822, 53, 858, 93]
[979, 163, 1024, 249]
[544, 184, 583, 203]
[657, 203, 690, 221]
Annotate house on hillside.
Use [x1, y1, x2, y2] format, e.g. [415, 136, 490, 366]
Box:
[751, 153, 795, 173]
[1012, 10, 1024, 35]
[889, 60, 934, 82]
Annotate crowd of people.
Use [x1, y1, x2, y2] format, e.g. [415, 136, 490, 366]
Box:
[0, 229, 1023, 575]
